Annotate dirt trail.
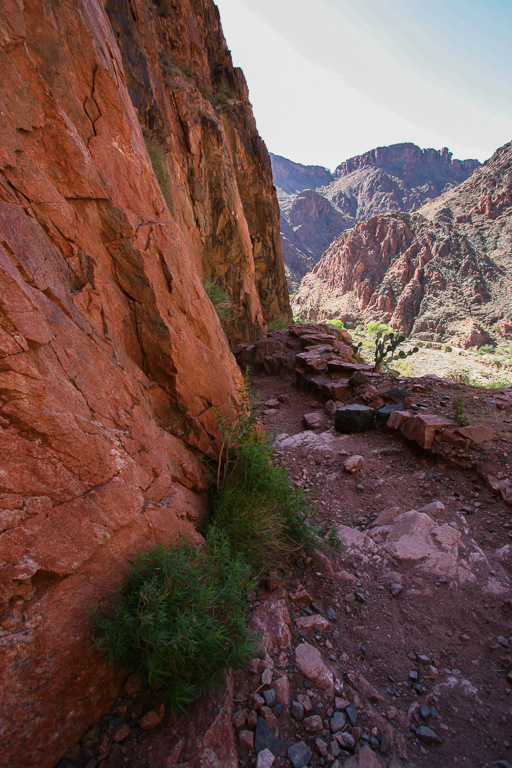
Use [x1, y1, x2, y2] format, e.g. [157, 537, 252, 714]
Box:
[248, 363, 512, 768]
[62, 327, 512, 768]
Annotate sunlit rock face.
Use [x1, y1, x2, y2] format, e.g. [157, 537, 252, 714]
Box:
[292, 142, 512, 339]
[272, 144, 481, 288]
[0, 1, 289, 765]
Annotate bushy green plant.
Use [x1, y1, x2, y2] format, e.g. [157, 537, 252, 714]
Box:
[202, 278, 233, 327]
[442, 344, 452, 353]
[366, 321, 393, 338]
[90, 532, 256, 714]
[215, 82, 237, 105]
[210, 433, 322, 574]
[326, 319, 344, 330]
[478, 344, 495, 355]
[268, 317, 291, 332]
[452, 397, 470, 426]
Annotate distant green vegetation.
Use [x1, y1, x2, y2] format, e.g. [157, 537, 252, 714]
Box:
[145, 138, 174, 215]
[202, 278, 233, 328]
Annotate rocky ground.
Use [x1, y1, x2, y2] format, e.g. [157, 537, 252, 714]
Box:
[60, 326, 512, 768]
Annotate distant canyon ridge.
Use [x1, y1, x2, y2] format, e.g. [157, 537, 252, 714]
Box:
[291, 141, 512, 343]
[271, 143, 480, 288]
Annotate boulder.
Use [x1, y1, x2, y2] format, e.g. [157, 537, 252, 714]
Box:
[400, 414, 457, 449]
[334, 404, 375, 433]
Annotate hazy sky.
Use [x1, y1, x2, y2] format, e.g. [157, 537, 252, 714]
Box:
[215, 0, 512, 170]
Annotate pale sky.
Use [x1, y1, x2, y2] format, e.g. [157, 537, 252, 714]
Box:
[215, 0, 512, 170]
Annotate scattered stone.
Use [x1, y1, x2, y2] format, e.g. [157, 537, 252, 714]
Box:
[303, 715, 323, 733]
[303, 412, 325, 430]
[335, 404, 375, 434]
[113, 724, 130, 743]
[260, 706, 279, 728]
[415, 725, 442, 744]
[457, 424, 495, 444]
[291, 701, 305, 722]
[344, 455, 364, 473]
[335, 731, 356, 750]
[349, 371, 370, 387]
[386, 410, 412, 430]
[239, 730, 255, 753]
[264, 399, 280, 409]
[295, 643, 334, 697]
[262, 667, 273, 686]
[390, 582, 403, 596]
[232, 709, 247, 729]
[274, 676, 290, 707]
[296, 614, 330, 634]
[346, 705, 358, 727]
[498, 636, 510, 649]
[263, 689, 277, 707]
[376, 404, 405, 424]
[247, 710, 258, 728]
[250, 693, 265, 710]
[138, 708, 164, 730]
[409, 670, 419, 682]
[315, 737, 328, 757]
[256, 748, 275, 768]
[330, 711, 346, 732]
[288, 741, 312, 768]
[124, 672, 143, 697]
[254, 717, 285, 755]
[327, 608, 337, 620]
[272, 703, 283, 717]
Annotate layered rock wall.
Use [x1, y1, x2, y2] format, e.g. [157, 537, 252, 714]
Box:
[293, 142, 512, 339]
[272, 144, 481, 288]
[0, 1, 289, 765]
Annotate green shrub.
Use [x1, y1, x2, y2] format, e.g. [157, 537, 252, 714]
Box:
[366, 321, 393, 337]
[90, 532, 256, 714]
[326, 319, 344, 330]
[215, 82, 237, 105]
[484, 379, 511, 389]
[202, 278, 233, 327]
[452, 397, 470, 426]
[442, 344, 452, 353]
[209, 382, 333, 574]
[145, 138, 174, 215]
[210, 433, 321, 574]
[478, 344, 495, 355]
[268, 317, 291, 332]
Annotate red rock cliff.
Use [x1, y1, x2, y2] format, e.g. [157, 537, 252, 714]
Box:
[0, 1, 289, 766]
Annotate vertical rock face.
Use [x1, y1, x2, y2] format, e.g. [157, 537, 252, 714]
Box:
[106, 0, 291, 345]
[0, 1, 288, 766]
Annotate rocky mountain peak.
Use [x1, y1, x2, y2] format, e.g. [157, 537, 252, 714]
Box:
[333, 142, 480, 178]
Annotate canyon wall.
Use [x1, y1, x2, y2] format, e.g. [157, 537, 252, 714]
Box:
[293, 142, 512, 340]
[0, 1, 289, 766]
[272, 144, 481, 288]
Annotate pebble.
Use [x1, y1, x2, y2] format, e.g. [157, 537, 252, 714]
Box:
[315, 737, 328, 757]
[390, 583, 403, 596]
[409, 670, 419, 682]
[330, 711, 346, 732]
[232, 709, 247, 729]
[291, 701, 305, 722]
[345, 593, 356, 603]
[256, 749, 275, 768]
[303, 715, 323, 733]
[498, 636, 511, 649]
[288, 741, 312, 768]
[113, 724, 130, 743]
[335, 731, 356, 750]
[263, 689, 276, 707]
[254, 718, 285, 755]
[239, 730, 254, 752]
[327, 608, 336, 620]
[346, 704, 358, 727]
[415, 725, 442, 744]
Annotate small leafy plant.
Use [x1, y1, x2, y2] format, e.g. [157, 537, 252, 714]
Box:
[90, 533, 256, 714]
[452, 397, 470, 426]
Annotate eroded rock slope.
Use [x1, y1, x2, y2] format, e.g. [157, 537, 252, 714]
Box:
[0, 1, 289, 766]
[293, 142, 512, 340]
[271, 145, 480, 288]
